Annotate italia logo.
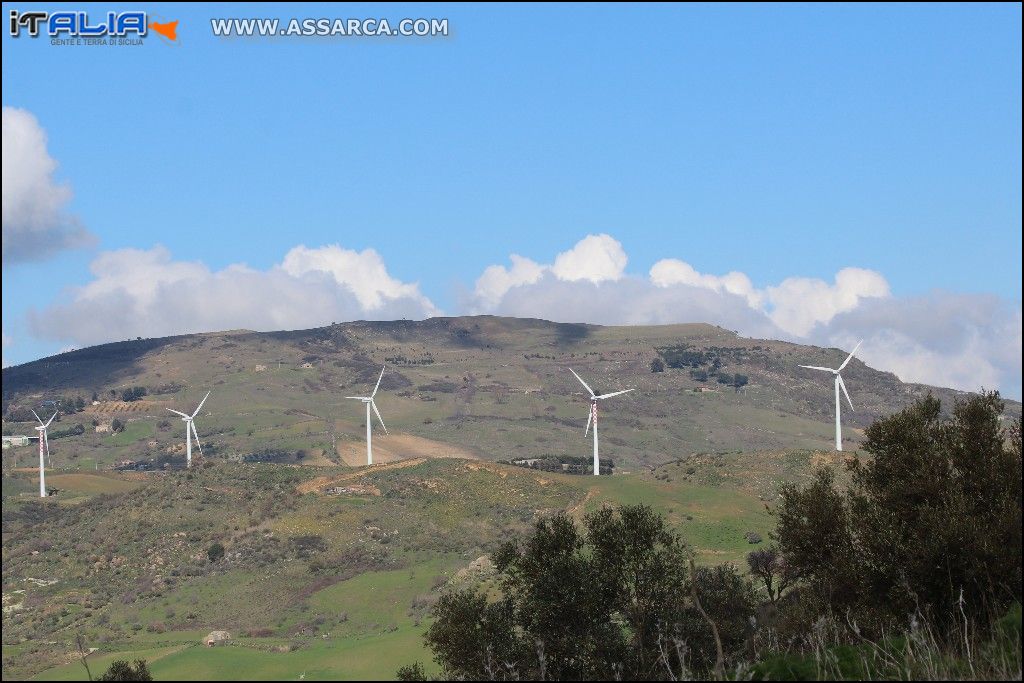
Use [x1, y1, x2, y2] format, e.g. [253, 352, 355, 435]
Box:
[8, 10, 178, 41]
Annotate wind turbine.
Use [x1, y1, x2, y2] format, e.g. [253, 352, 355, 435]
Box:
[166, 392, 210, 468]
[569, 368, 634, 476]
[799, 341, 862, 451]
[30, 410, 57, 498]
[346, 366, 388, 465]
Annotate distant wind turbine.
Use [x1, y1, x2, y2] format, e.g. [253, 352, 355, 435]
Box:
[799, 341, 862, 451]
[347, 366, 389, 465]
[569, 368, 634, 476]
[166, 392, 210, 468]
[30, 410, 57, 498]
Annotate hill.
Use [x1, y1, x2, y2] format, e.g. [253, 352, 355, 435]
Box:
[3, 316, 1013, 473]
[3, 316, 1018, 680]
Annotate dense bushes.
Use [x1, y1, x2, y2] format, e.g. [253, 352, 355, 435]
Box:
[775, 391, 1022, 633]
[420, 505, 756, 679]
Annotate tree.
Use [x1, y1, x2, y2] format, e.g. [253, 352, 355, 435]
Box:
[207, 542, 225, 563]
[97, 659, 152, 681]
[746, 547, 794, 603]
[395, 662, 428, 681]
[650, 358, 665, 373]
[776, 392, 1022, 631]
[416, 505, 756, 680]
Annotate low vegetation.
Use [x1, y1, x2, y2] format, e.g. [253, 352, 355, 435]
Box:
[400, 393, 1023, 680]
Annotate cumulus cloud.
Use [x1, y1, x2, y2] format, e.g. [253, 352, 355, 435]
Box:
[550, 233, 627, 283]
[651, 259, 763, 308]
[473, 235, 1021, 398]
[765, 268, 890, 337]
[281, 244, 435, 312]
[2, 107, 94, 263]
[29, 245, 439, 346]
[468, 234, 627, 312]
[473, 254, 546, 310]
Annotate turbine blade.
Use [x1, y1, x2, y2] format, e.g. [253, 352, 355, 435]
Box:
[596, 389, 634, 400]
[45, 411, 58, 428]
[31, 410, 44, 426]
[166, 408, 190, 418]
[370, 400, 388, 435]
[798, 365, 835, 373]
[43, 432, 50, 459]
[838, 374, 855, 412]
[191, 391, 211, 418]
[584, 405, 593, 436]
[569, 368, 595, 397]
[191, 421, 204, 456]
[371, 366, 386, 398]
[837, 340, 863, 372]
[345, 396, 369, 400]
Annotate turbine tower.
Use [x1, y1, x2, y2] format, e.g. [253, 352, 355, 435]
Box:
[30, 410, 57, 498]
[569, 368, 634, 476]
[346, 366, 388, 465]
[799, 341, 862, 451]
[166, 391, 210, 468]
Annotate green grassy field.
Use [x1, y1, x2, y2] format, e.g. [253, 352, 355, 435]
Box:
[3, 453, 838, 681]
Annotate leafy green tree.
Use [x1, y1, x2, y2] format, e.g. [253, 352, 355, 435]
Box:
[650, 358, 665, 373]
[97, 659, 152, 681]
[418, 505, 756, 680]
[776, 392, 1022, 631]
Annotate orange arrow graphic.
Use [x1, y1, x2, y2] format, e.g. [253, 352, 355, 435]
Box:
[150, 20, 178, 41]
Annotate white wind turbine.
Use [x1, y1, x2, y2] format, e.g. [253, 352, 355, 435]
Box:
[166, 392, 210, 468]
[799, 341, 862, 451]
[569, 368, 634, 476]
[30, 410, 57, 498]
[346, 366, 388, 466]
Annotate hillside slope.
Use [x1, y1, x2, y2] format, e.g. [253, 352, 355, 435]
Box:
[2, 316, 1014, 471]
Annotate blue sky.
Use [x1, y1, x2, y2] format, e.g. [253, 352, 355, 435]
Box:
[2, 3, 1021, 396]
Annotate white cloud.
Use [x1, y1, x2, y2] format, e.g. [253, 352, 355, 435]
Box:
[468, 234, 628, 311]
[472, 254, 545, 310]
[2, 106, 94, 263]
[650, 259, 763, 308]
[29, 244, 439, 346]
[765, 268, 890, 337]
[550, 233, 627, 283]
[281, 244, 436, 312]
[472, 236, 1021, 398]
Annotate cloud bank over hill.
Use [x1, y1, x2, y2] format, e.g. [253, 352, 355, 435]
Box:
[25, 233, 1023, 398]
